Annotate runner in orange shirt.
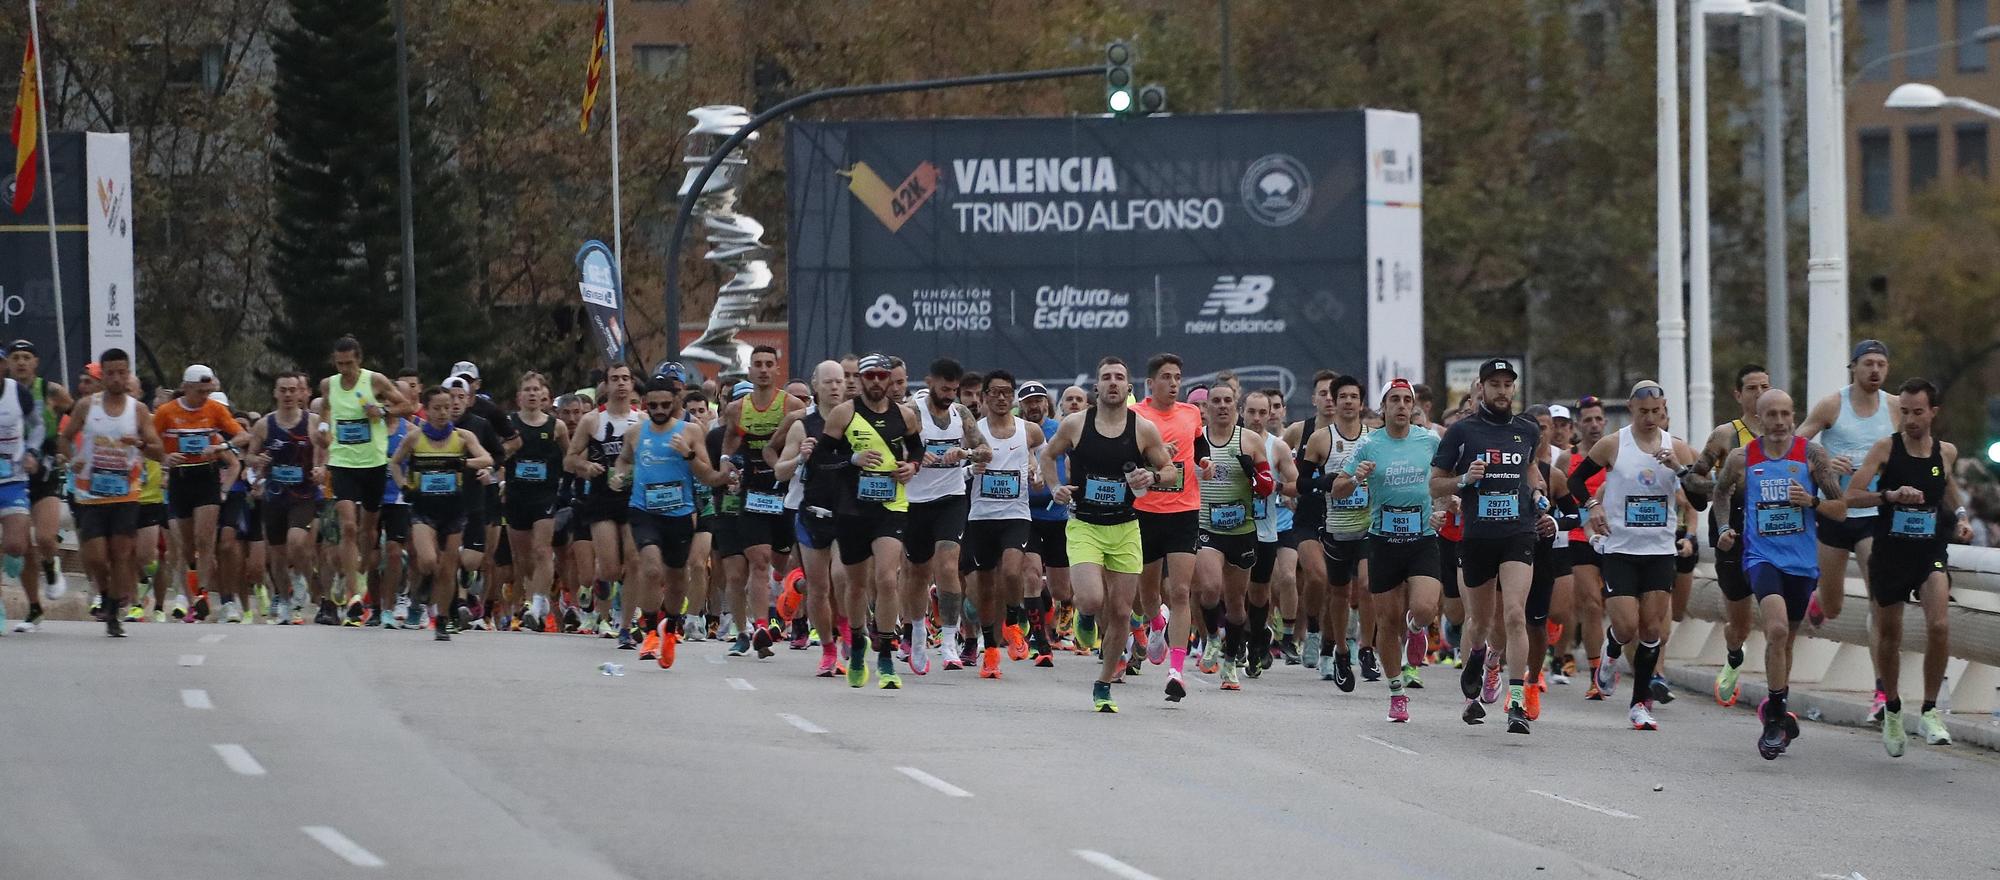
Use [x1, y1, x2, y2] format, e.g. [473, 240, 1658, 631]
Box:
[1133, 353, 1202, 702]
[155, 365, 252, 620]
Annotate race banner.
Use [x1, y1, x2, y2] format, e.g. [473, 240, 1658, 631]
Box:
[574, 239, 627, 367]
[785, 110, 1423, 403]
[0, 130, 89, 379]
[85, 132, 134, 364]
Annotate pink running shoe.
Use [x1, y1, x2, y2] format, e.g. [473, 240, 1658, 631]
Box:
[1480, 656, 1504, 705]
[1388, 694, 1410, 723]
[1806, 592, 1826, 628]
[1406, 630, 1426, 669]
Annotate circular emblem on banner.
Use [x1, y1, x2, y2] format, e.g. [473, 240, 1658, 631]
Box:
[1240, 154, 1312, 227]
[863, 293, 908, 329]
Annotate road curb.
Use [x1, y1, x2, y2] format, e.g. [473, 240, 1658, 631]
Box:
[1661, 660, 2000, 753]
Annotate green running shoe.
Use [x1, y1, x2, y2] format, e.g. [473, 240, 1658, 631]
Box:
[1883, 709, 1908, 758]
[1714, 664, 1741, 707]
[1402, 664, 1424, 689]
[1092, 680, 1118, 713]
[847, 635, 871, 688]
[878, 654, 900, 690]
[1920, 708, 1951, 746]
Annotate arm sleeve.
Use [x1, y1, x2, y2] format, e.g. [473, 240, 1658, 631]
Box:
[1568, 456, 1605, 499]
[18, 382, 43, 455]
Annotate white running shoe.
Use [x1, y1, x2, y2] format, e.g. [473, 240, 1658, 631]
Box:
[223, 600, 243, 623]
[1629, 702, 1659, 731]
[42, 558, 68, 601]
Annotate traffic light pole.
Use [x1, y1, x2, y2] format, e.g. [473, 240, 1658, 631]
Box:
[661, 63, 1104, 367]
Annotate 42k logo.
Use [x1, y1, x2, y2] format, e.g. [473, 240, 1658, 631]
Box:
[845, 160, 939, 233]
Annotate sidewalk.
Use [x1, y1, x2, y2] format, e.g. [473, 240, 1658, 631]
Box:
[1661, 658, 2000, 753]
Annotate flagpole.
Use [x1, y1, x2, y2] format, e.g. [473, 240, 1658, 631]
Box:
[26, 0, 68, 381]
[606, 0, 624, 283]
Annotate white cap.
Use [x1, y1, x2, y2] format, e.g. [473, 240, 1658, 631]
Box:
[1548, 404, 1573, 421]
[210, 391, 232, 409]
[450, 360, 479, 381]
[182, 364, 216, 385]
[444, 375, 472, 393]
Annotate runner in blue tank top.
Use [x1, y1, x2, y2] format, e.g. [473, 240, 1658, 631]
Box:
[616, 370, 724, 672]
[1714, 389, 1849, 759]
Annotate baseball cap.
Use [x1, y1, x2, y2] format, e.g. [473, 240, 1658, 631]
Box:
[450, 360, 479, 381]
[857, 353, 892, 374]
[1379, 377, 1414, 402]
[1630, 379, 1666, 399]
[182, 364, 216, 385]
[730, 380, 755, 401]
[210, 391, 233, 410]
[1187, 386, 1210, 405]
[652, 360, 690, 385]
[1479, 358, 1518, 381]
[1851, 339, 1889, 363]
[1549, 404, 1573, 421]
[5, 340, 33, 355]
[444, 375, 472, 393]
[1016, 381, 1051, 402]
[84, 362, 101, 380]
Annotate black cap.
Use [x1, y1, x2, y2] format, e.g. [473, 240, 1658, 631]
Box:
[1479, 358, 1518, 381]
[5, 340, 34, 355]
[1851, 339, 1889, 363]
[857, 353, 893, 374]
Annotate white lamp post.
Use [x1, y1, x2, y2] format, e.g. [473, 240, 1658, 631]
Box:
[1659, 0, 1688, 432]
[1885, 81, 2000, 119]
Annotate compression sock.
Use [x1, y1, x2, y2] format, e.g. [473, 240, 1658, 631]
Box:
[1247, 602, 1271, 659]
[1169, 646, 1187, 673]
[1201, 602, 1224, 640]
[1630, 641, 1660, 707]
[1726, 647, 1745, 669]
[1223, 621, 1248, 660]
[1921, 700, 1936, 714]
[1885, 698, 1902, 715]
[1605, 626, 1625, 660]
[874, 630, 898, 659]
[982, 625, 1000, 651]
[1768, 687, 1789, 720]
[1006, 603, 1025, 627]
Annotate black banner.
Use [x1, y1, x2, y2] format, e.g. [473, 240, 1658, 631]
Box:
[0, 131, 92, 382]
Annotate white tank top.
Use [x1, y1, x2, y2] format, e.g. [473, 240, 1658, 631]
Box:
[907, 403, 968, 503]
[1547, 445, 1569, 549]
[0, 378, 26, 484]
[968, 416, 1030, 521]
[1255, 431, 1281, 542]
[78, 394, 142, 503]
[1600, 425, 1679, 556]
[783, 403, 815, 511]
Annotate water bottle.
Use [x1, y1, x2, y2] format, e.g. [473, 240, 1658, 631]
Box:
[598, 662, 625, 677]
[1124, 462, 1147, 498]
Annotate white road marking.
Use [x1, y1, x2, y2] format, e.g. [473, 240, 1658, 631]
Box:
[777, 713, 827, 734]
[726, 677, 756, 691]
[1357, 734, 1419, 755]
[895, 766, 971, 798]
[198, 633, 227, 644]
[1527, 789, 1638, 819]
[181, 689, 213, 710]
[212, 744, 266, 776]
[178, 654, 205, 667]
[1073, 849, 1163, 880]
[301, 825, 385, 868]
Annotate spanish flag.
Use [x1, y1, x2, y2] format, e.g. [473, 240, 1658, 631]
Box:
[579, 2, 607, 134]
[9, 36, 38, 215]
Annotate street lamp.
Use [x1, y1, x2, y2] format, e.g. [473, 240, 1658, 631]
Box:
[1885, 81, 2000, 120]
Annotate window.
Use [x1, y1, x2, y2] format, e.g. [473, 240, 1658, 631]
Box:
[1958, 123, 1989, 177]
[1859, 0, 1893, 81]
[1860, 129, 1893, 216]
[1909, 126, 1941, 194]
[634, 44, 689, 78]
[1908, 0, 1943, 76]
[1959, 0, 1989, 71]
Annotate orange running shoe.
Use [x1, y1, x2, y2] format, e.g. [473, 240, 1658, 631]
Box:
[639, 631, 661, 661]
[1003, 624, 1029, 661]
[1524, 679, 1543, 720]
[776, 569, 805, 622]
[979, 646, 1002, 679]
[656, 620, 678, 669]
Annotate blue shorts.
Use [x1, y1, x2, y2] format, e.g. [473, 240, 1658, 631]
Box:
[0, 481, 30, 515]
[1746, 560, 1815, 623]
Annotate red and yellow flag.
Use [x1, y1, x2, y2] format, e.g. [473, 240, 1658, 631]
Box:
[579, 2, 608, 134]
[9, 36, 39, 215]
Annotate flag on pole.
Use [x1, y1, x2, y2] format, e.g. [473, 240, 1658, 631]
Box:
[579, 2, 608, 133]
[9, 36, 39, 214]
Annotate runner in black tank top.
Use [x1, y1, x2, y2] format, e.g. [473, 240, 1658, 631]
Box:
[505, 411, 562, 524]
[1068, 408, 1141, 527]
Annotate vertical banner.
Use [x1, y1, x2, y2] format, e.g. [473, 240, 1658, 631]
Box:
[85, 132, 133, 363]
[1364, 109, 1423, 393]
[574, 239, 627, 366]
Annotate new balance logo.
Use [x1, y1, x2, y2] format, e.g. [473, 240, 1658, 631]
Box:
[1198, 275, 1273, 316]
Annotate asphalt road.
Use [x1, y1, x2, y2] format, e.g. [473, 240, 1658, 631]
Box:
[3, 620, 1996, 880]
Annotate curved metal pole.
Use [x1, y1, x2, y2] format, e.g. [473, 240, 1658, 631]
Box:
[661, 64, 1103, 363]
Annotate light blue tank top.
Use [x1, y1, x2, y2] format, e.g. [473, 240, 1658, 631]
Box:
[629, 420, 696, 517]
[1817, 387, 1892, 518]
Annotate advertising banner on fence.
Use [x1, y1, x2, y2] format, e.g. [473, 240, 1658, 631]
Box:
[574, 240, 628, 367]
[0, 131, 92, 381]
[785, 110, 1421, 403]
[85, 132, 134, 365]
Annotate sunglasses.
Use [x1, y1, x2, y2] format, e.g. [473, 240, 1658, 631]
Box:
[645, 401, 678, 411]
[1577, 395, 1602, 409]
[1630, 386, 1665, 401]
[860, 371, 892, 379]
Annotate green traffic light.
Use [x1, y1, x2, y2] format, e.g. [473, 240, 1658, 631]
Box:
[1108, 89, 1132, 113]
[1987, 439, 2000, 464]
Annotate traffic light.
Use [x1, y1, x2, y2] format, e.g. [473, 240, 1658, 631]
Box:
[1987, 397, 2000, 471]
[1105, 41, 1134, 115]
[1137, 83, 1168, 115]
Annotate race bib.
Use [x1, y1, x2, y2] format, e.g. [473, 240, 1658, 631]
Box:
[1332, 483, 1369, 510]
[1476, 492, 1518, 521]
[271, 464, 305, 485]
[924, 441, 958, 467]
[89, 471, 130, 497]
[1253, 497, 1269, 520]
[418, 471, 458, 495]
[0, 457, 14, 479]
[978, 470, 1021, 500]
[744, 491, 785, 514]
[1623, 495, 1669, 528]
[643, 481, 687, 512]
[1378, 504, 1424, 537]
[1753, 500, 1804, 536]
[1082, 475, 1127, 505]
[335, 419, 371, 445]
[1157, 461, 1188, 493]
[1209, 502, 1248, 531]
[856, 473, 896, 502]
[179, 434, 210, 456]
[720, 491, 744, 514]
[1890, 507, 1937, 538]
[513, 460, 548, 481]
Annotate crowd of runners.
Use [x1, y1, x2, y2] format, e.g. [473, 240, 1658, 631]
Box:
[0, 334, 1979, 760]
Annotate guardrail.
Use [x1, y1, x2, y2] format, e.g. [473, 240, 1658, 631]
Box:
[1674, 544, 2000, 716]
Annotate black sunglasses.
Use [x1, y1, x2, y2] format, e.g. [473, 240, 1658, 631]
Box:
[645, 401, 677, 411]
[1577, 395, 1602, 409]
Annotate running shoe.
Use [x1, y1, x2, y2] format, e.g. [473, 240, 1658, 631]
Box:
[979, 647, 1002, 679]
[1865, 690, 1888, 725]
[790, 633, 809, 651]
[1093, 680, 1118, 713]
[192, 595, 211, 622]
[1360, 646, 1382, 682]
[846, 635, 871, 688]
[1244, 653, 1262, 679]
[1920, 708, 1951, 746]
[1032, 637, 1055, 668]
[639, 631, 660, 660]
[344, 598, 365, 627]
[316, 598, 339, 626]
[1199, 639, 1221, 675]
[1302, 631, 1322, 667]
[106, 615, 126, 638]
[1146, 623, 1168, 666]
[1805, 591, 1825, 628]
[1387, 694, 1410, 723]
[89, 594, 105, 621]
[453, 603, 473, 635]
[1480, 659, 1503, 705]
[1003, 623, 1029, 661]
[7, 614, 28, 634]
[1279, 638, 1301, 666]
[561, 607, 581, 633]
[1586, 681, 1606, 701]
[172, 595, 188, 620]
[42, 558, 67, 601]
[1757, 717, 1788, 760]
[1714, 665, 1741, 707]
[1883, 709, 1907, 757]
[223, 600, 243, 624]
[656, 621, 678, 669]
[1560, 655, 1578, 679]
[1317, 654, 1336, 682]
[435, 620, 451, 641]
[1459, 650, 1483, 699]
[728, 633, 750, 657]
[269, 600, 289, 625]
[1402, 664, 1424, 689]
[1331, 651, 1356, 693]
[752, 625, 775, 659]
[877, 655, 900, 690]
[1164, 669, 1187, 702]
[1125, 657, 1143, 678]
[1649, 675, 1675, 705]
[941, 638, 964, 671]
[618, 629, 636, 650]
[1074, 616, 1098, 654]
[1629, 702, 1659, 731]
[907, 634, 932, 675]
[961, 637, 979, 668]
[1462, 700, 1486, 725]
[1219, 658, 1241, 691]
[1405, 629, 1425, 670]
[816, 652, 838, 677]
[153, 609, 166, 623]
[1593, 658, 1618, 696]
[1523, 681, 1542, 720]
[1506, 702, 1531, 735]
[291, 603, 306, 625]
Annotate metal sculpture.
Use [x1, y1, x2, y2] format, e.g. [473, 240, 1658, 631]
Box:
[675, 104, 766, 378]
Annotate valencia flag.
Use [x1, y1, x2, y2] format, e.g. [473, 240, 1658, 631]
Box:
[579, 2, 607, 134]
[9, 36, 39, 215]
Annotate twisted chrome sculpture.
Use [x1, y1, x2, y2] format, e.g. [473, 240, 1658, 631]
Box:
[676, 105, 767, 379]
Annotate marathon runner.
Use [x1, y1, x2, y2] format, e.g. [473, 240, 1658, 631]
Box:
[0, 359, 44, 631]
[1284, 371, 1339, 671]
[772, 361, 850, 677]
[155, 364, 251, 623]
[1039, 356, 1175, 712]
[903, 358, 986, 675]
[318, 336, 414, 620]
[720, 345, 803, 660]
[1244, 389, 1300, 671]
[1018, 381, 1075, 662]
[1841, 378, 1975, 757]
[1134, 354, 1200, 698]
[564, 362, 641, 640]
[963, 370, 1042, 679]
[391, 385, 494, 641]
[1711, 388, 1845, 758]
[505, 372, 568, 637]
[1192, 383, 1273, 691]
[818, 353, 922, 689]
[445, 375, 510, 629]
[1566, 394, 1615, 699]
[1690, 365, 1773, 705]
[615, 366, 723, 670]
[1572, 380, 1702, 731]
[246, 372, 324, 629]
[61, 349, 164, 638]
[1299, 374, 1374, 689]
[5, 340, 71, 632]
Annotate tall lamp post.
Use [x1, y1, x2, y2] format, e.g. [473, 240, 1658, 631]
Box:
[1658, 0, 1688, 430]
[1885, 81, 2000, 121]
